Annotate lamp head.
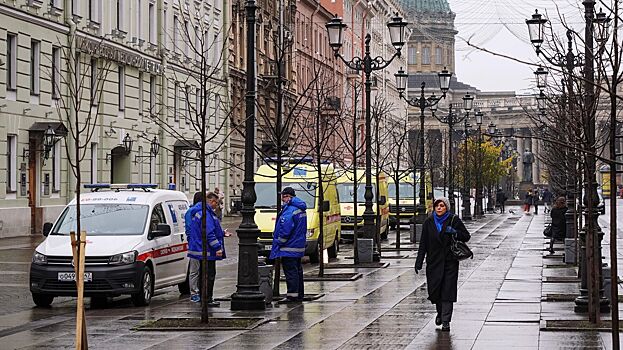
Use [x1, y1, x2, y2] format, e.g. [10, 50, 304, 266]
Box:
[326, 15, 347, 53]
[526, 9, 547, 50]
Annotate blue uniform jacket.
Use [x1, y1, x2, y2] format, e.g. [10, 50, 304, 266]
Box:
[269, 197, 307, 259]
[185, 203, 226, 261]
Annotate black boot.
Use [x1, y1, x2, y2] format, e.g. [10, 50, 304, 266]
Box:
[441, 322, 450, 331]
[435, 314, 442, 326]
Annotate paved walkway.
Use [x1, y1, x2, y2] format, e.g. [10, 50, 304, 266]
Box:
[1, 210, 621, 349]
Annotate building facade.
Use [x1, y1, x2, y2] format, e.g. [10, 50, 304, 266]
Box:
[0, 0, 229, 237]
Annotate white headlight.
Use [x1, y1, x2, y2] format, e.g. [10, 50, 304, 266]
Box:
[32, 251, 47, 265]
[109, 251, 137, 265]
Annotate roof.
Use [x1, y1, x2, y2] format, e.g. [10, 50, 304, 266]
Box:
[255, 163, 335, 182]
[407, 73, 480, 92]
[399, 0, 451, 14]
[335, 168, 387, 184]
[69, 189, 188, 206]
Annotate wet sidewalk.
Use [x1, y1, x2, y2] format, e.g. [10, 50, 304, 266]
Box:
[1, 210, 622, 349]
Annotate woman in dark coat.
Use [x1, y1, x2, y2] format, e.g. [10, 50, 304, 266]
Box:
[415, 197, 471, 331]
[549, 196, 567, 253]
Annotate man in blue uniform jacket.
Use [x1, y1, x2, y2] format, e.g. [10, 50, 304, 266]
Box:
[270, 187, 307, 302]
[186, 192, 226, 307]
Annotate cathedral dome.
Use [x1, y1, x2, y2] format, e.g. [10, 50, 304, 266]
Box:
[399, 0, 451, 14]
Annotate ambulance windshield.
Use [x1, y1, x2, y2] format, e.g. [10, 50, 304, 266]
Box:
[51, 204, 149, 236]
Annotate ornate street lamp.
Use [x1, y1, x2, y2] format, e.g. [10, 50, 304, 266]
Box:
[534, 66, 548, 90]
[328, 14, 407, 258]
[593, 8, 611, 44]
[536, 91, 547, 112]
[430, 99, 471, 213]
[474, 111, 484, 217]
[149, 136, 160, 156]
[526, 3, 610, 318]
[526, 9, 547, 53]
[231, 0, 265, 310]
[122, 133, 133, 153]
[395, 67, 452, 225]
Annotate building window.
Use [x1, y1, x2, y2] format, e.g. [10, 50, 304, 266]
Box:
[6, 33, 17, 91]
[52, 141, 61, 192]
[72, 0, 81, 17]
[408, 47, 417, 65]
[138, 72, 144, 115]
[50, 0, 62, 9]
[435, 47, 442, 65]
[6, 135, 17, 193]
[173, 82, 179, 121]
[149, 150, 155, 182]
[88, 0, 96, 22]
[148, 3, 156, 43]
[30, 40, 41, 95]
[52, 46, 61, 99]
[196, 87, 201, 115]
[90, 143, 98, 183]
[163, 9, 168, 48]
[173, 14, 179, 54]
[149, 75, 156, 115]
[422, 47, 430, 65]
[184, 20, 190, 57]
[135, 0, 142, 40]
[116, 0, 126, 32]
[118, 65, 125, 111]
[90, 58, 98, 105]
[185, 86, 191, 124]
[74, 53, 81, 89]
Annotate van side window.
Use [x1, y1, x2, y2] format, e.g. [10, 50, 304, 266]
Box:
[149, 204, 167, 233]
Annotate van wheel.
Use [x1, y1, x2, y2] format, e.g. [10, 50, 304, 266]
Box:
[32, 293, 54, 307]
[328, 234, 339, 259]
[309, 241, 320, 264]
[178, 267, 191, 295]
[131, 266, 154, 306]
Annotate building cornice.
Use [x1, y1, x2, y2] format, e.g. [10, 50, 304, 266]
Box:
[0, 4, 69, 35]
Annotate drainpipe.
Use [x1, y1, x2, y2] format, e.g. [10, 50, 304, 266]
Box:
[223, 0, 231, 214]
[158, 0, 167, 188]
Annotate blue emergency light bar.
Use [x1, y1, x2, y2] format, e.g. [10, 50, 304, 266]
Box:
[83, 183, 158, 192]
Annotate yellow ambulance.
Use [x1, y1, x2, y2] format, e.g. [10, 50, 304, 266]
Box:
[388, 173, 417, 229]
[254, 161, 341, 263]
[388, 172, 432, 229]
[336, 169, 390, 240]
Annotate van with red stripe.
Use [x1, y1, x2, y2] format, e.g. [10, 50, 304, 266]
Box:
[254, 160, 341, 263]
[29, 184, 190, 307]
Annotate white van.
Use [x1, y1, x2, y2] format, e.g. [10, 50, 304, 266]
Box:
[29, 184, 191, 307]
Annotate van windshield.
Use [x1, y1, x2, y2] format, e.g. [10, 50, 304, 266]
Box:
[388, 183, 416, 199]
[255, 182, 317, 209]
[51, 204, 149, 236]
[337, 183, 376, 203]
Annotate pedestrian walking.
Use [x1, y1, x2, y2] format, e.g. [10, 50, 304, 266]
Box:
[542, 188, 553, 214]
[269, 187, 307, 302]
[214, 187, 232, 237]
[523, 190, 533, 213]
[414, 197, 471, 331]
[495, 188, 507, 213]
[186, 192, 226, 307]
[533, 188, 540, 215]
[548, 196, 568, 254]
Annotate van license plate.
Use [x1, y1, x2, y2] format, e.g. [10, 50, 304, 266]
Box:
[57, 272, 92, 282]
[264, 245, 272, 251]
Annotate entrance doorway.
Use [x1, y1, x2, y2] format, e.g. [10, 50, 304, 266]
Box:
[28, 137, 42, 235]
[110, 146, 131, 183]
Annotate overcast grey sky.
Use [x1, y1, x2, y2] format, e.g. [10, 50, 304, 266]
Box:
[448, 0, 586, 94]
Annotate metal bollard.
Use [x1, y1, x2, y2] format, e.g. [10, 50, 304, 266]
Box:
[357, 238, 374, 263]
[258, 258, 273, 304]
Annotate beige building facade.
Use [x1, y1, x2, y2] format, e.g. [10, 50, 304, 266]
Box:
[0, 0, 229, 237]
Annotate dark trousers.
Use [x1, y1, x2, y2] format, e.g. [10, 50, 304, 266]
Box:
[206, 260, 216, 301]
[281, 257, 304, 300]
[436, 301, 454, 323]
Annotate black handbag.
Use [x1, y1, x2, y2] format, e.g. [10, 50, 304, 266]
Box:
[447, 217, 473, 261]
[543, 224, 552, 238]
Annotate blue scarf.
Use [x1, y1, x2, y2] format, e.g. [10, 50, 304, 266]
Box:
[433, 211, 451, 233]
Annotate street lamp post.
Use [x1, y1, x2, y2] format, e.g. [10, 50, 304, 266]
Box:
[394, 68, 452, 225]
[231, 0, 265, 310]
[431, 97, 472, 213]
[326, 14, 407, 244]
[474, 111, 484, 218]
[462, 117, 472, 221]
[526, 3, 610, 316]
